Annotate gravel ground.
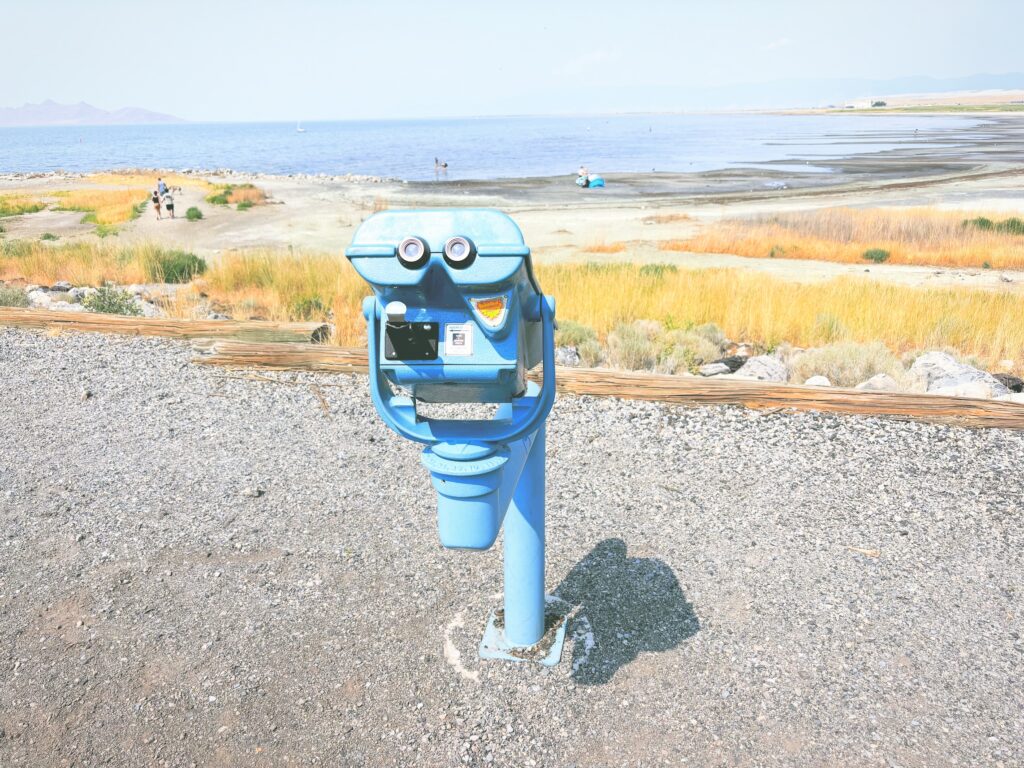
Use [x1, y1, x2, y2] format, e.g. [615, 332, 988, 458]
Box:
[1, 327, 1023, 768]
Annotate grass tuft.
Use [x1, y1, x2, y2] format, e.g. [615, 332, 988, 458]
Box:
[53, 189, 148, 226]
[206, 183, 267, 207]
[142, 250, 206, 283]
[83, 286, 141, 316]
[555, 320, 603, 366]
[0, 285, 29, 307]
[0, 195, 46, 218]
[788, 342, 903, 387]
[582, 241, 628, 254]
[185, 207, 203, 221]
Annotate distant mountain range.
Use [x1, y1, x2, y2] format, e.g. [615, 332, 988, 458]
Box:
[0, 100, 184, 127]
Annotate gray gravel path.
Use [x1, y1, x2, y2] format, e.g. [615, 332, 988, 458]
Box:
[1, 328, 1023, 767]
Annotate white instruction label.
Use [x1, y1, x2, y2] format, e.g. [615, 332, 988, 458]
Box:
[445, 323, 474, 357]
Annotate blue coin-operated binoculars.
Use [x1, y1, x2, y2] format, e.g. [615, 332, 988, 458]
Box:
[346, 209, 566, 665]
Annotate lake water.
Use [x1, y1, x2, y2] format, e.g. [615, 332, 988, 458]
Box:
[0, 113, 979, 181]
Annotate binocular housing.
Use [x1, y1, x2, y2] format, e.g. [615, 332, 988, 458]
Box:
[348, 209, 556, 551]
[346, 209, 545, 404]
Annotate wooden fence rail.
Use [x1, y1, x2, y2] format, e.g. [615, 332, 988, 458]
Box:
[0, 307, 329, 343]
[6, 307, 1021, 429]
[191, 339, 1024, 430]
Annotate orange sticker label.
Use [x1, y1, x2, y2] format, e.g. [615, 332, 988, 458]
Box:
[471, 296, 508, 327]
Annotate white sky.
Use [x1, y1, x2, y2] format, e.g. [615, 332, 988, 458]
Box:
[3, 0, 1022, 120]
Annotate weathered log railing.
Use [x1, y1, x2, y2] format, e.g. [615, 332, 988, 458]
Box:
[5, 309, 1021, 429]
[190, 339, 1024, 430]
[0, 307, 329, 343]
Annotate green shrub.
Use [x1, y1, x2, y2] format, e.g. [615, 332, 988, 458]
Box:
[0, 285, 29, 307]
[769, 245, 785, 258]
[142, 249, 207, 283]
[39, 232, 58, 241]
[290, 294, 328, 320]
[80, 212, 98, 225]
[555, 319, 597, 347]
[997, 217, 1024, 235]
[83, 286, 141, 316]
[555, 320, 603, 366]
[95, 223, 119, 237]
[963, 216, 994, 231]
[185, 207, 203, 221]
[0, 223, 5, 234]
[862, 248, 890, 263]
[982, 261, 991, 269]
[236, 200, 254, 211]
[0, 239, 31, 258]
[789, 341, 902, 387]
[657, 328, 721, 374]
[638, 263, 678, 279]
[963, 216, 1024, 235]
[691, 322, 726, 348]
[607, 320, 662, 370]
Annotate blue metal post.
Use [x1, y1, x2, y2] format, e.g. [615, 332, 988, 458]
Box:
[502, 425, 546, 647]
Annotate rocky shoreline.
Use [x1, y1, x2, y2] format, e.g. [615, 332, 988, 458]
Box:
[0, 168, 394, 185]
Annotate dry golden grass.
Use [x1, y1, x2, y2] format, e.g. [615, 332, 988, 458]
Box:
[0, 240, 149, 285]
[0, 195, 47, 218]
[581, 241, 628, 254]
[53, 189, 148, 225]
[534, 263, 1024, 367]
[642, 212, 692, 225]
[86, 171, 214, 190]
[3, 240, 1021, 366]
[226, 186, 267, 205]
[666, 207, 1024, 270]
[188, 251, 366, 345]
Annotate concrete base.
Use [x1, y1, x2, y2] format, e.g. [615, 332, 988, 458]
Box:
[478, 597, 569, 667]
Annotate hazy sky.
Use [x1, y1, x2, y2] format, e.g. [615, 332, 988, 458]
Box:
[3, 0, 1022, 121]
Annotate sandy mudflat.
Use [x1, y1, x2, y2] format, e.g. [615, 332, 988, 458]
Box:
[2, 116, 1024, 293]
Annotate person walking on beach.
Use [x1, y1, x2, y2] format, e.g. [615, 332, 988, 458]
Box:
[151, 189, 162, 220]
[157, 177, 167, 196]
[162, 190, 175, 219]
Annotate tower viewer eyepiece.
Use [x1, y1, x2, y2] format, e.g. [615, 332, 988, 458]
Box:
[443, 236, 476, 268]
[397, 236, 429, 268]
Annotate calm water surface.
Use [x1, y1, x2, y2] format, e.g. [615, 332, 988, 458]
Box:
[0, 113, 979, 180]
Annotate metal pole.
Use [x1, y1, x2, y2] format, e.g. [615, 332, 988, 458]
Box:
[502, 424, 546, 647]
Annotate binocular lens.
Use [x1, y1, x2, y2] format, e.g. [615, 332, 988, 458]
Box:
[397, 236, 429, 268]
[443, 236, 475, 268]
